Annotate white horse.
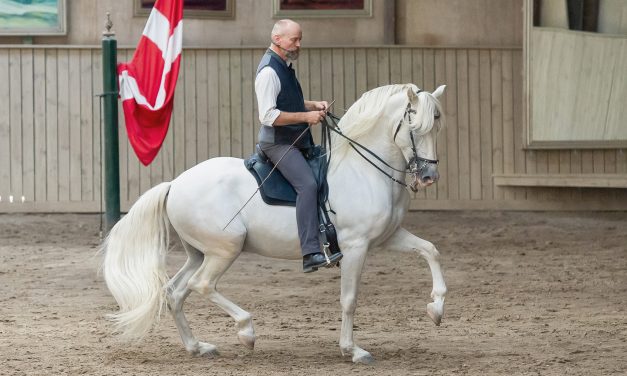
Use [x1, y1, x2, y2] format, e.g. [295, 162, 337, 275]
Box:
[102, 83, 448, 364]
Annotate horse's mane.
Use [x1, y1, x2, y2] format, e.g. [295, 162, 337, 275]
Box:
[329, 84, 442, 170]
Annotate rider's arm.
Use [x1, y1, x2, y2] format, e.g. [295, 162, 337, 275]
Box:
[255, 67, 324, 126]
[255, 67, 282, 126]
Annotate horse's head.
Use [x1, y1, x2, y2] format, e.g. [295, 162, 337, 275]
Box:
[391, 84, 446, 191]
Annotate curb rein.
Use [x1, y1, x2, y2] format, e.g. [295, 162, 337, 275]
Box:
[323, 98, 439, 191]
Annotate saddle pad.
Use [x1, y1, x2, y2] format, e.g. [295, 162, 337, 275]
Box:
[244, 153, 297, 206]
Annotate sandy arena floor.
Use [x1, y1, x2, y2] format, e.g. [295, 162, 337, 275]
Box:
[1, 211, 626, 375]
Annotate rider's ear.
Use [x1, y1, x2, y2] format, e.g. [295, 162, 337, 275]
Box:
[407, 87, 418, 103]
[432, 85, 446, 98]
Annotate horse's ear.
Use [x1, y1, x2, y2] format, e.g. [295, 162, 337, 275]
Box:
[432, 85, 446, 98]
[407, 87, 418, 103]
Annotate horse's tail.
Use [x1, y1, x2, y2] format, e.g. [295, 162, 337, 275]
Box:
[101, 182, 172, 341]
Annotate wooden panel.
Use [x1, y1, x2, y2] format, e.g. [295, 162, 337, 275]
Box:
[366, 48, 378, 90]
[468, 50, 482, 200]
[355, 48, 367, 98]
[80, 50, 93, 201]
[207, 50, 220, 159]
[320, 49, 333, 103]
[241, 49, 255, 156]
[377, 48, 390, 85]
[444, 49, 458, 200]
[456, 50, 471, 201]
[56, 49, 70, 201]
[33, 49, 47, 202]
[68, 50, 82, 201]
[490, 50, 504, 200]
[184, 50, 198, 166]
[0, 50, 10, 200]
[9, 50, 22, 199]
[434, 49, 447, 200]
[21, 50, 35, 203]
[332, 49, 345, 115]
[501, 50, 515, 201]
[218, 50, 232, 157]
[91, 49, 103, 204]
[194, 50, 210, 162]
[309, 49, 322, 105]
[390, 48, 401, 84]
[512, 49, 527, 201]
[230, 50, 243, 158]
[479, 50, 493, 200]
[297, 48, 310, 99]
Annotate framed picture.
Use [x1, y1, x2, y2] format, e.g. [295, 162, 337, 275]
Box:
[272, 0, 372, 18]
[134, 0, 234, 19]
[0, 0, 67, 36]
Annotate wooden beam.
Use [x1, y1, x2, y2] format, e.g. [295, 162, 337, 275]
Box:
[493, 174, 627, 188]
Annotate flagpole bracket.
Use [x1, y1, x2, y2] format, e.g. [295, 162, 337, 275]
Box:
[103, 12, 115, 38]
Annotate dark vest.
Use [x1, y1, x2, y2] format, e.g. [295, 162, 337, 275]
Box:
[256, 49, 312, 148]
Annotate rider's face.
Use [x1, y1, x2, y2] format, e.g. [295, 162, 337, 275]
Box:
[278, 25, 302, 60]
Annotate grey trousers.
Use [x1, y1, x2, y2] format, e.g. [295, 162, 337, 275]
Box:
[259, 143, 320, 256]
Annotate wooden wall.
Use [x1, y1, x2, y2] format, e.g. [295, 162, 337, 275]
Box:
[1, 46, 626, 213]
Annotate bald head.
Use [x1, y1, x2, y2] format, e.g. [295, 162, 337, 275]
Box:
[271, 19, 300, 39]
[270, 19, 302, 61]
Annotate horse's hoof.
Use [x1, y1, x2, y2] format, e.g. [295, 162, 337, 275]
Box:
[427, 302, 442, 326]
[348, 346, 374, 364]
[196, 342, 219, 357]
[238, 331, 255, 350]
[352, 349, 375, 364]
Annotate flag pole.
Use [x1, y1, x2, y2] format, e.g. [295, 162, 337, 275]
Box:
[102, 13, 120, 232]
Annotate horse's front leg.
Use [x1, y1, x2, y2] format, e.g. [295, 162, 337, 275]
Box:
[382, 227, 447, 325]
[339, 243, 374, 364]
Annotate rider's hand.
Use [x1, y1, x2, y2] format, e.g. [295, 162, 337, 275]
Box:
[313, 101, 329, 112]
[305, 110, 325, 125]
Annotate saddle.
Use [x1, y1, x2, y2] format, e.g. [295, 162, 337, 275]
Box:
[244, 143, 340, 255]
[244, 144, 328, 207]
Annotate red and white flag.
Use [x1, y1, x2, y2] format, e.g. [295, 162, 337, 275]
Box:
[118, 0, 183, 166]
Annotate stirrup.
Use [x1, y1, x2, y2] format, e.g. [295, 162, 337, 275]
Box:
[322, 243, 341, 268]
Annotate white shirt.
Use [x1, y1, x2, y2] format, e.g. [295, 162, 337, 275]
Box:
[255, 66, 282, 127]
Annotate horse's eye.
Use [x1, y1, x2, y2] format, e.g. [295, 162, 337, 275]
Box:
[434, 112, 441, 120]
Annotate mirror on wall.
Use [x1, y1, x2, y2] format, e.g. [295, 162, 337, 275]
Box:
[525, 0, 627, 149]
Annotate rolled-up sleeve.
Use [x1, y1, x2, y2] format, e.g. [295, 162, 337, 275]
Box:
[255, 67, 281, 126]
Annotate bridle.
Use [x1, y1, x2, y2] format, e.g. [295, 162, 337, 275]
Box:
[393, 90, 440, 180]
[323, 90, 440, 191]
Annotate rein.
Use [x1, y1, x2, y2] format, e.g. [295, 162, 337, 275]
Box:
[324, 110, 415, 190]
[324, 89, 440, 190]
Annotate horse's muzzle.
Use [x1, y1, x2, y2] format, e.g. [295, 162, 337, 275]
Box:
[410, 168, 439, 192]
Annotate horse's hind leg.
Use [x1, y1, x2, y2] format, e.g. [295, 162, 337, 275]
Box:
[382, 227, 447, 326]
[166, 240, 218, 356]
[188, 250, 256, 350]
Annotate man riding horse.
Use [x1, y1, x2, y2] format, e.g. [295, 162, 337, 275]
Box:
[255, 19, 343, 273]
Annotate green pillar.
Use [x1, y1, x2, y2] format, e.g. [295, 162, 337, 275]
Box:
[102, 13, 120, 232]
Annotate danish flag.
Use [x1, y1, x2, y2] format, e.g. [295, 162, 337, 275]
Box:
[118, 0, 183, 166]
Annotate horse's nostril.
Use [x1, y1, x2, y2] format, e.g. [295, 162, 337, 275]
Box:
[422, 175, 432, 182]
